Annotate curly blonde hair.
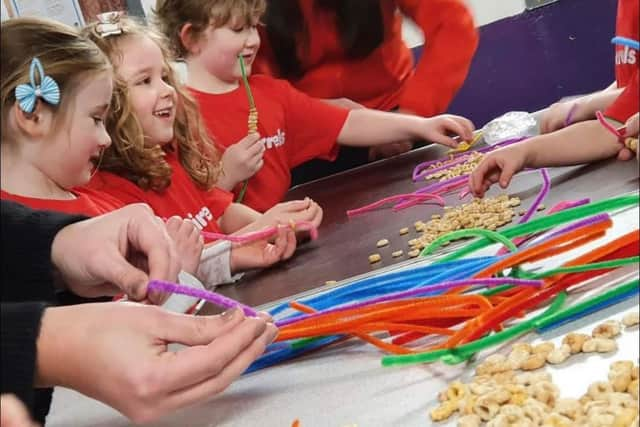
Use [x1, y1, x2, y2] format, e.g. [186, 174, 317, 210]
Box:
[154, 0, 266, 59]
[1, 17, 110, 142]
[82, 16, 220, 191]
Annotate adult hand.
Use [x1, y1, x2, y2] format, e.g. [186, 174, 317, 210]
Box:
[218, 134, 265, 190]
[51, 203, 181, 303]
[0, 394, 39, 427]
[36, 302, 277, 424]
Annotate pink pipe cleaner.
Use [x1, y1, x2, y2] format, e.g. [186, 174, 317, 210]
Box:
[596, 111, 625, 142]
[202, 221, 318, 244]
[347, 194, 445, 217]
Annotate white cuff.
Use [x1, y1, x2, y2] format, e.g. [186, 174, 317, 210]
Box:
[196, 241, 243, 288]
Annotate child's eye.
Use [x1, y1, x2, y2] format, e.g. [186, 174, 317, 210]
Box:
[162, 73, 170, 82]
[136, 76, 151, 86]
[92, 116, 104, 125]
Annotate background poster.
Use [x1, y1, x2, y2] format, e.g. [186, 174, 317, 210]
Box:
[9, 0, 84, 26]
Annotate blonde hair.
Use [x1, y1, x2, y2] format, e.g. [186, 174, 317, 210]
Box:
[1, 17, 110, 141]
[82, 16, 219, 191]
[154, 0, 266, 59]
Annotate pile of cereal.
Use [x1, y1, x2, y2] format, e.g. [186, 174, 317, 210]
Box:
[431, 313, 640, 426]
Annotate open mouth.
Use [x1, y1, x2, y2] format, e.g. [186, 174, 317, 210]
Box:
[153, 107, 173, 118]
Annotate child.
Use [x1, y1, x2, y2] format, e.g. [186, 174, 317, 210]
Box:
[0, 16, 215, 288]
[82, 15, 314, 280]
[0, 17, 120, 215]
[469, 0, 638, 197]
[154, 0, 476, 212]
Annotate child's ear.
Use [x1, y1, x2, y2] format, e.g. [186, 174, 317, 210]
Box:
[12, 101, 53, 138]
[179, 23, 201, 55]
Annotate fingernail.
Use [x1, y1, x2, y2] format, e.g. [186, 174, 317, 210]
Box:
[221, 306, 240, 321]
[266, 324, 279, 343]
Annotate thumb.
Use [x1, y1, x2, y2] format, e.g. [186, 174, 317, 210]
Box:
[97, 247, 150, 301]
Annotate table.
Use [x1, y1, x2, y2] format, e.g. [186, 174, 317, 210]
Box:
[213, 140, 639, 311]
[47, 118, 640, 426]
[47, 204, 640, 426]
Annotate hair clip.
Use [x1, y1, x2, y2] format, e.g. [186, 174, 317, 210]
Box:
[95, 11, 124, 37]
[14, 58, 60, 113]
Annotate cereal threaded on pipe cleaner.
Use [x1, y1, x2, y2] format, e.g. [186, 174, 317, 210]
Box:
[236, 55, 258, 203]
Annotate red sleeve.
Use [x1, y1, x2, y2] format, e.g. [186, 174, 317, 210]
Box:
[204, 187, 233, 219]
[397, 0, 479, 116]
[604, 70, 639, 123]
[86, 172, 148, 205]
[280, 79, 350, 167]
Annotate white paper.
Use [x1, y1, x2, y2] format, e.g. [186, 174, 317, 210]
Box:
[10, 0, 84, 27]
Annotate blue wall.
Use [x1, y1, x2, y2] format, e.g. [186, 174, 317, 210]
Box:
[419, 0, 618, 126]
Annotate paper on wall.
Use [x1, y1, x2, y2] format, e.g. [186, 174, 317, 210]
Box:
[9, 0, 84, 27]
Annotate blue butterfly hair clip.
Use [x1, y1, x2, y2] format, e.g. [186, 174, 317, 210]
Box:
[14, 58, 61, 113]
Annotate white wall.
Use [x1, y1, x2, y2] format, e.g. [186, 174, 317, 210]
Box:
[402, 0, 527, 48]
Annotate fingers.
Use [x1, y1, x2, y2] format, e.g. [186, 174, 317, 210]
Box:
[160, 316, 274, 393]
[126, 206, 181, 303]
[1, 394, 39, 427]
[624, 113, 639, 137]
[158, 307, 246, 346]
[160, 321, 277, 413]
[281, 228, 297, 260]
[237, 133, 261, 148]
[469, 156, 499, 198]
[497, 158, 517, 189]
[616, 147, 635, 161]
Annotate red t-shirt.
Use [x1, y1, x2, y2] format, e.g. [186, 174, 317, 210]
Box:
[604, 0, 639, 123]
[254, 0, 478, 118]
[190, 75, 349, 212]
[87, 150, 232, 233]
[0, 187, 124, 216]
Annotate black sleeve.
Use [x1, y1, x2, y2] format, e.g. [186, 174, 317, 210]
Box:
[1, 200, 86, 302]
[0, 302, 49, 414]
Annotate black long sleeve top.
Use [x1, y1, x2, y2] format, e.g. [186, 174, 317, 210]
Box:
[1, 200, 85, 422]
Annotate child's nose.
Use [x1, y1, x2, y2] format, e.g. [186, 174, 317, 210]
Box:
[100, 128, 112, 148]
[246, 29, 260, 48]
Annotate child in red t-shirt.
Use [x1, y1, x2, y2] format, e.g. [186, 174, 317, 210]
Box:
[469, 0, 639, 197]
[154, 0, 476, 213]
[0, 19, 121, 216]
[82, 16, 320, 283]
[0, 17, 214, 286]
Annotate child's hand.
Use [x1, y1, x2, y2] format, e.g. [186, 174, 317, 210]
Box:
[261, 198, 323, 232]
[624, 112, 639, 137]
[618, 112, 639, 161]
[218, 134, 265, 190]
[421, 115, 475, 148]
[540, 101, 586, 134]
[230, 226, 297, 271]
[468, 145, 529, 198]
[165, 216, 204, 275]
